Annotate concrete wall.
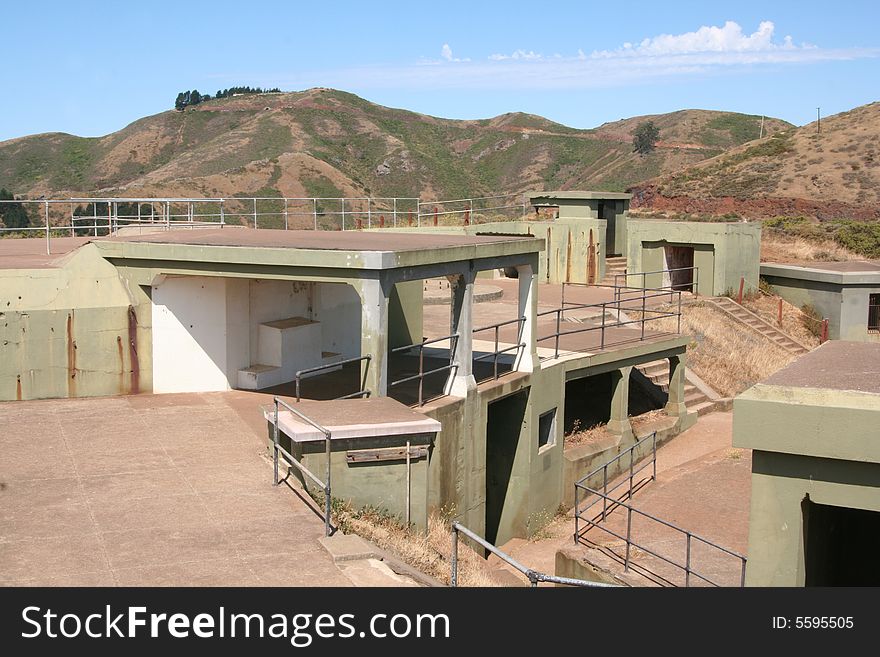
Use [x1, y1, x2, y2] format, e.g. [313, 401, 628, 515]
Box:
[734, 379, 880, 585]
[0, 245, 143, 401]
[761, 264, 880, 342]
[627, 220, 761, 296]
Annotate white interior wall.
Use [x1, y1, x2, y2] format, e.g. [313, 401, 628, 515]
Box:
[225, 278, 251, 382]
[152, 275, 230, 393]
[314, 283, 361, 358]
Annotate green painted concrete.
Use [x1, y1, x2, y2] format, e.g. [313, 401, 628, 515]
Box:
[627, 220, 761, 297]
[0, 245, 143, 401]
[760, 263, 880, 342]
[733, 356, 880, 586]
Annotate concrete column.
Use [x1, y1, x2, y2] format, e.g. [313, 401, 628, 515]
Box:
[514, 256, 540, 373]
[445, 269, 476, 397]
[607, 366, 634, 438]
[359, 277, 390, 397]
[665, 353, 688, 418]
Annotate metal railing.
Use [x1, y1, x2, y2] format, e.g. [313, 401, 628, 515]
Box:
[389, 334, 459, 407]
[294, 355, 372, 401]
[868, 303, 879, 333]
[417, 193, 528, 227]
[538, 289, 682, 358]
[472, 317, 525, 381]
[612, 267, 700, 301]
[272, 397, 334, 536]
[573, 433, 746, 587]
[450, 521, 617, 587]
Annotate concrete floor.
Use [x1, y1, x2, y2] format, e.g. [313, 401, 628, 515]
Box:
[0, 391, 407, 586]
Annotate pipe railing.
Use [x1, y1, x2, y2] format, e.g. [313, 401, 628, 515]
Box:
[272, 397, 333, 536]
[389, 334, 460, 407]
[472, 317, 525, 381]
[573, 432, 746, 587]
[450, 521, 617, 588]
[537, 289, 683, 358]
[612, 267, 700, 302]
[294, 355, 372, 402]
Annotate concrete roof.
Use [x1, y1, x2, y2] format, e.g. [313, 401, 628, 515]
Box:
[266, 396, 442, 442]
[0, 236, 92, 269]
[528, 191, 633, 201]
[763, 341, 880, 395]
[761, 261, 880, 285]
[93, 228, 543, 271]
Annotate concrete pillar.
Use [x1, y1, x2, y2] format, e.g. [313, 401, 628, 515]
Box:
[359, 277, 390, 397]
[445, 270, 476, 397]
[665, 353, 688, 418]
[607, 366, 633, 438]
[514, 256, 540, 373]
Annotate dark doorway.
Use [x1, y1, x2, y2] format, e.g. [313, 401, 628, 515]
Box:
[664, 245, 695, 291]
[563, 373, 612, 434]
[803, 498, 880, 586]
[486, 389, 529, 545]
[868, 293, 879, 332]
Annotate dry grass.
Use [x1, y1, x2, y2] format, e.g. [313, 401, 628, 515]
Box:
[564, 420, 611, 448]
[650, 302, 796, 397]
[741, 293, 821, 348]
[761, 231, 859, 263]
[335, 505, 500, 587]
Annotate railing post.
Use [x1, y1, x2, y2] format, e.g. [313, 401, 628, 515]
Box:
[295, 374, 302, 402]
[677, 291, 682, 334]
[253, 198, 258, 228]
[624, 507, 632, 572]
[44, 201, 50, 255]
[641, 293, 646, 340]
[273, 399, 280, 486]
[602, 465, 608, 521]
[284, 198, 289, 230]
[652, 432, 657, 481]
[451, 525, 459, 587]
[494, 325, 500, 380]
[393, 198, 397, 227]
[325, 432, 332, 537]
[555, 309, 561, 358]
[574, 485, 579, 544]
[741, 559, 747, 587]
[601, 302, 606, 349]
[629, 448, 635, 501]
[737, 276, 744, 305]
[685, 533, 692, 587]
[313, 198, 318, 230]
[418, 343, 424, 407]
[220, 200, 225, 227]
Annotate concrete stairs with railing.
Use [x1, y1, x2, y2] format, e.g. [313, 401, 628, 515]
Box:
[706, 297, 810, 356]
[633, 360, 722, 417]
[600, 256, 627, 286]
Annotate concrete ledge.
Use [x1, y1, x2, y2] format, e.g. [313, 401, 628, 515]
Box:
[319, 534, 378, 562]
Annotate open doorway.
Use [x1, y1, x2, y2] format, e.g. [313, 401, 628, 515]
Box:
[485, 389, 529, 545]
[663, 245, 695, 292]
[803, 498, 880, 585]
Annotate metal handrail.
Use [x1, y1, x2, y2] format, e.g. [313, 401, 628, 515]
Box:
[272, 397, 333, 536]
[612, 267, 700, 301]
[294, 355, 372, 401]
[573, 432, 746, 587]
[450, 522, 617, 588]
[537, 289, 682, 357]
[390, 334, 459, 406]
[472, 316, 526, 380]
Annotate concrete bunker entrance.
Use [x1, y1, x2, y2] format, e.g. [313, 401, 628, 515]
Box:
[563, 370, 667, 435]
[664, 245, 695, 292]
[803, 498, 880, 586]
[485, 388, 529, 546]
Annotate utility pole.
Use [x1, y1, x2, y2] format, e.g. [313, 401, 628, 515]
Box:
[817, 107, 821, 134]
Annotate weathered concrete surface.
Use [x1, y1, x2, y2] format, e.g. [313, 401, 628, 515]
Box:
[0, 391, 403, 587]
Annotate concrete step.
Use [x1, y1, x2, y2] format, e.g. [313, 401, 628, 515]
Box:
[688, 400, 717, 416]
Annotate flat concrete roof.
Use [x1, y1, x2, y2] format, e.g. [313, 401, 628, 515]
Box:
[93, 228, 543, 271]
[761, 261, 880, 285]
[763, 341, 880, 395]
[0, 236, 92, 269]
[268, 396, 442, 442]
[528, 191, 632, 201]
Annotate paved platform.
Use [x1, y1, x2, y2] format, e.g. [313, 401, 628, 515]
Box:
[0, 391, 416, 586]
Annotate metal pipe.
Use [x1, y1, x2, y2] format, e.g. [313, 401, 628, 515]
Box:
[686, 533, 692, 587]
[44, 201, 50, 255]
[625, 507, 633, 571]
[450, 525, 459, 587]
[273, 399, 280, 485]
[325, 433, 332, 536]
[405, 440, 411, 527]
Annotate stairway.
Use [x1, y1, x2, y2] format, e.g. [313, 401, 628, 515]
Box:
[600, 256, 627, 286]
[707, 297, 810, 356]
[634, 360, 717, 417]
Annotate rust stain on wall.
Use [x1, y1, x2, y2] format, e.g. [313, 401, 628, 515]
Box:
[66, 312, 77, 397]
[127, 306, 140, 394]
[116, 335, 126, 393]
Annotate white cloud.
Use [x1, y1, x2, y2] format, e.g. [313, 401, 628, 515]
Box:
[275, 22, 878, 92]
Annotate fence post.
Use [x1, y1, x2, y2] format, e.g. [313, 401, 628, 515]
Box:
[273, 399, 280, 486]
[821, 318, 829, 343]
[602, 466, 608, 521]
[450, 525, 459, 587]
[433, 206, 438, 227]
[777, 298, 783, 326]
[314, 198, 318, 230]
[737, 277, 744, 305]
[253, 198, 258, 228]
[555, 310, 561, 358]
[325, 432, 332, 537]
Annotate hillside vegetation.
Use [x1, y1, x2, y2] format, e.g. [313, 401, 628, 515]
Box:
[0, 88, 791, 204]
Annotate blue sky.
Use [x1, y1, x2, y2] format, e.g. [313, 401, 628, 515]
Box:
[2, 1, 878, 141]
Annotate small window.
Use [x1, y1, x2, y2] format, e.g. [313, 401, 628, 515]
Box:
[538, 409, 557, 450]
[869, 294, 880, 333]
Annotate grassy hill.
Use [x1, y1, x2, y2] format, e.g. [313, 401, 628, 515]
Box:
[0, 88, 793, 205]
[632, 101, 880, 220]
